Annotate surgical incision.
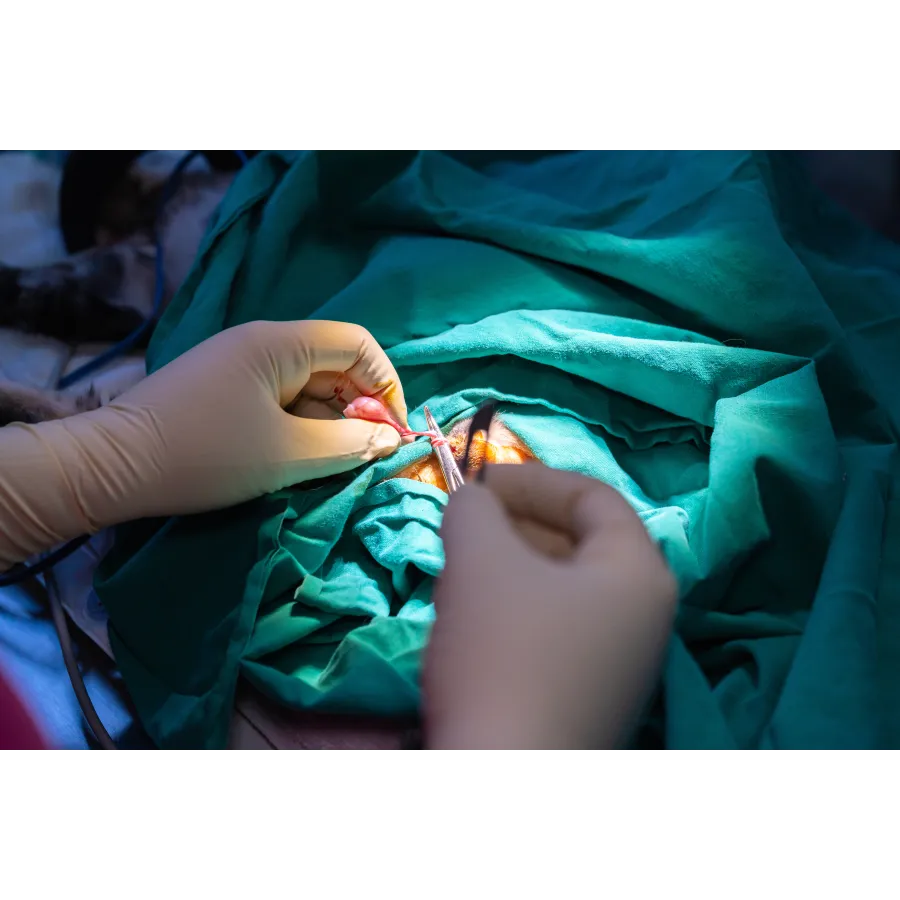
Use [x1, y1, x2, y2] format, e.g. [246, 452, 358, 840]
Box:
[392, 416, 535, 493]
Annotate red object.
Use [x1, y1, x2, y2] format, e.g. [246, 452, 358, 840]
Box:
[0, 663, 49, 750]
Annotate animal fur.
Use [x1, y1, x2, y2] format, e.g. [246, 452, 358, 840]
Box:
[3, 150, 899, 429]
[0, 158, 233, 427]
[0, 378, 101, 424]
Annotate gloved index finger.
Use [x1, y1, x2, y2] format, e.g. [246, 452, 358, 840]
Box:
[300, 321, 408, 429]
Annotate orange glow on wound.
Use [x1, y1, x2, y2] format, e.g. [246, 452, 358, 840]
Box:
[392, 419, 534, 493]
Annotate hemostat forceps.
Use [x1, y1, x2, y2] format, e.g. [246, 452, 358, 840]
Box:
[423, 406, 465, 493]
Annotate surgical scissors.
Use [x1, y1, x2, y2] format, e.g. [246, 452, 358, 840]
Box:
[423, 406, 466, 493]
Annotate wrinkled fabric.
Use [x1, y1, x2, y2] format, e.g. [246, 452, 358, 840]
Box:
[95, 151, 900, 749]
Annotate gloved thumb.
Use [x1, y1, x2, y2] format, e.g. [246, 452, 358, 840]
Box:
[276, 415, 401, 487]
[439, 481, 525, 583]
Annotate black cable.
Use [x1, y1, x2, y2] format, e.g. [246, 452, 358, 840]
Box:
[0, 536, 117, 748]
[58, 150, 202, 390]
[60, 150, 250, 389]
[2, 150, 251, 587]
[0, 535, 89, 587]
[1, 150, 250, 746]
[44, 564, 117, 749]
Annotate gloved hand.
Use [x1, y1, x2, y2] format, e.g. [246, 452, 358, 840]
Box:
[0, 320, 406, 569]
[423, 463, 678, 749]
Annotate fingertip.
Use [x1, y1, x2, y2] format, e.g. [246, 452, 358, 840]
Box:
[370, 423, 401, 458]
[441, 481, 514, 549]
[376, 381, 409, 431]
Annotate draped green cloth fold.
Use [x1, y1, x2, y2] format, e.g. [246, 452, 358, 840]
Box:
[95, 151, 900, 749]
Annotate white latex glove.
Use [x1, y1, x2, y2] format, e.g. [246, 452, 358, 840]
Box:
[424, 463, 678, 749]
[0, 320, 406, 569]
